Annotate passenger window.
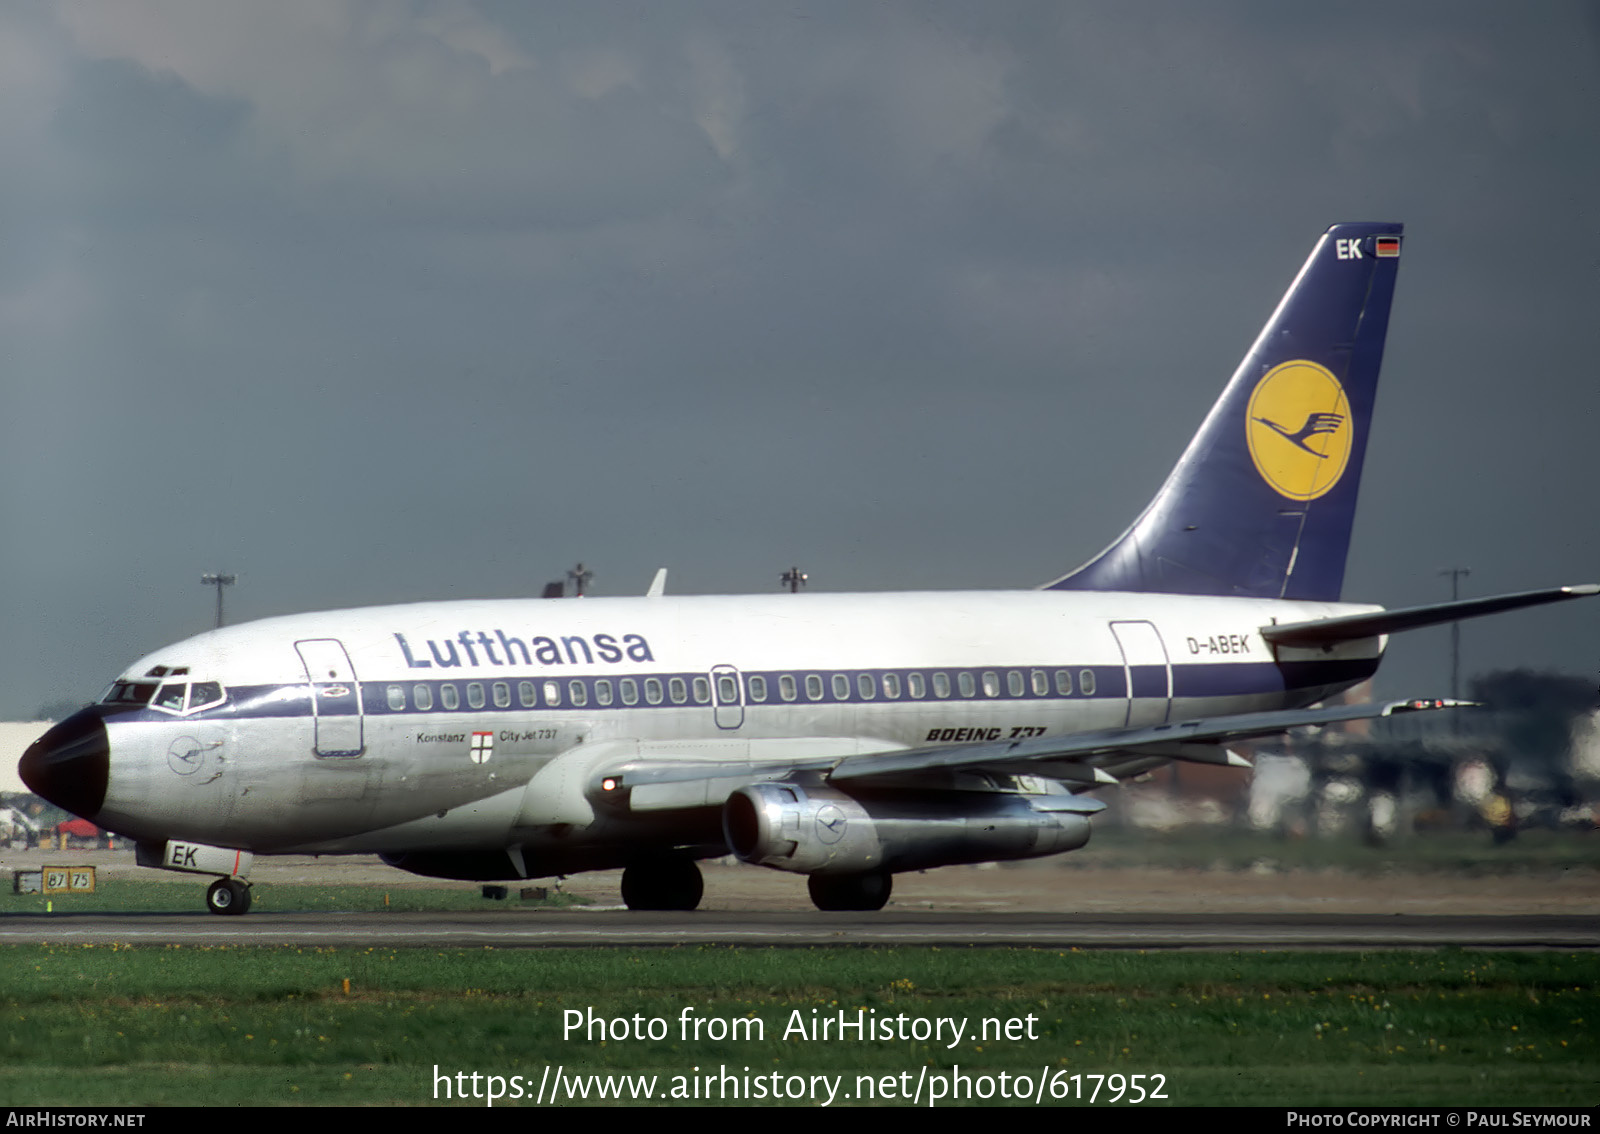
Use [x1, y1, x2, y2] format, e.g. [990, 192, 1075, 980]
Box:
[982, 671, 1000, 697]
[518, 681, 536, 707]
[155, 684, 186, 712]
[805, 675, 824, 701]
[1008, 671, 1024, 697]
[932, 673, 950, 698]
[958, 672, 976, 698]
[857, 673, 875, 700]
[908, 673, 926, 699]
[414, 684, 434, 710]
[620, 678, 639, 706]
[467, 683, 485, 709]
[595, 679, 614, 706]
[543, 680, 562, 707]
[779, 675, 797, 702]
[1080, 669, 1096, 696]
[692, 676, 710, 704]
[882, 673, 901, 699]
[832, 674, 850, 700]
[492, 682, 510, 709]
[386, 685, 406, 711]
[669, 677, 687, 704]
[441, 684, 459, 710]
[569, 681, 588, 707]
[748, 675, 767, 703]
[1032, 670, 1049, 696]
[1055, 670, 1072, 696]
[644, 678, 663, 705]
[718, 676, 738, 703]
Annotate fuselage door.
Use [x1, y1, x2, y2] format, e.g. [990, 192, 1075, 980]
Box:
[1110, 620, 1172, 728]
[711, 664, 745, 730]
[295, 638, 365, 757]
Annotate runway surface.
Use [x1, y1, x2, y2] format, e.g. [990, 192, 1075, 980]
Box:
[2, 909, 1596, 949]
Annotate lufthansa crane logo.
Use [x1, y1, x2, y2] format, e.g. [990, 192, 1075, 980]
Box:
[814, 804, 847, 844]
[166, 735, 221, 776]
[1245, 360, 1352, 501]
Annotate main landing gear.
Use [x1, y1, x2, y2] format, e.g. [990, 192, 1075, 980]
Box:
[807, 871, 892, 911]
[206, 877, 252, 916]
[620, 854, 704, 911]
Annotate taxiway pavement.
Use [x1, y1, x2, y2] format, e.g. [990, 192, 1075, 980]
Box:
[3, 909, 1595, 949]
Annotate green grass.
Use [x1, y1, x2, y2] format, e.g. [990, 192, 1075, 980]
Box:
[0, 878, 588, 915]
[0, 947, 1593, 1107]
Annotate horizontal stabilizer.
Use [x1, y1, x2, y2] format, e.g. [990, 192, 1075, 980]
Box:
[1262, 584, 1600, 648]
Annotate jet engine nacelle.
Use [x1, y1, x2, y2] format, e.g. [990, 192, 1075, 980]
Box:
[722, 781, 1093, 876]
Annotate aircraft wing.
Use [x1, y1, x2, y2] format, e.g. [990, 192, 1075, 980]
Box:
[590, 737, 889, 813]
[825, 698, 1464, 785]
[595, 699, 1464, 812]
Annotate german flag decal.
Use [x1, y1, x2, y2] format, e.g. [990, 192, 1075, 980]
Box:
[1374, 236, 1401, 258]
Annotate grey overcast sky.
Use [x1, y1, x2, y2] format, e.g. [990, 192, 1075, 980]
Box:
[3, 1, 1598, 718]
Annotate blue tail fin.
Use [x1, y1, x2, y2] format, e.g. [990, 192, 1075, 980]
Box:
[1046, 222, 1402, 602]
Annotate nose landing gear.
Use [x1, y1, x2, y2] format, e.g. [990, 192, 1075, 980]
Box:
[205, 876, 253, 916]
[134, 841, 258, 915]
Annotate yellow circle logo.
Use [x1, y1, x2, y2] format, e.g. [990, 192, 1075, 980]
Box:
[1245, 360, 1352, 501]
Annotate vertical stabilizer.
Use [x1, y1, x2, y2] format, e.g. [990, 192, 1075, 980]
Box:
[1046, 222, 1402, 601]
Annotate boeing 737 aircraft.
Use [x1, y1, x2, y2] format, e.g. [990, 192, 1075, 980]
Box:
[21, 222, 1597, 914]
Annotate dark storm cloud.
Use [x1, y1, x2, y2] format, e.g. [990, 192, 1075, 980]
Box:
[2, 1, 1597, 716]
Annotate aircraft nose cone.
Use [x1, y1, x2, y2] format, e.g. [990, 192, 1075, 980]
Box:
[19, 712, 109, 818]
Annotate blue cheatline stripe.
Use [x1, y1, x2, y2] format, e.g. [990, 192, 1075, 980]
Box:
[112, 657, 1377, 724]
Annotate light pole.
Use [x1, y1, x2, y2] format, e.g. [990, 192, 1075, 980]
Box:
[201, 573, 236, 629]
[781, 566, 808, 594]
[567, 563, 594, 597]
[1439, 567, 1471, 699]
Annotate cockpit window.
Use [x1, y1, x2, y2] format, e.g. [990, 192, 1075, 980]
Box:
[113, 679, 227, 713]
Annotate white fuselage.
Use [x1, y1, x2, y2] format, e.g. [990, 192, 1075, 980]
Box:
[86, 589, 1382, 866]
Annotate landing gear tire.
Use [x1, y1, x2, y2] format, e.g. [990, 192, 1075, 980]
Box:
[808, 871, 892, 912]
[620, 855, 703, 911]
[206, 877, 252, 916]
